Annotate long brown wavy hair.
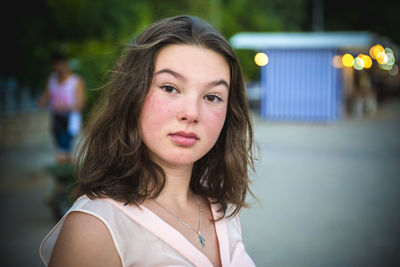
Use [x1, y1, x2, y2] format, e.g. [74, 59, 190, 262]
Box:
[75, 15, 256, 219]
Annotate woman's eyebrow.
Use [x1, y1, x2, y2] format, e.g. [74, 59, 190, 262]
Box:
[206, 80, 229, 90]
[154, 68, 186, 81]
[155, 68, 229, 89]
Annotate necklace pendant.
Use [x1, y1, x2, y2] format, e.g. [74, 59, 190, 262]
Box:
[199, 233, 206, 247]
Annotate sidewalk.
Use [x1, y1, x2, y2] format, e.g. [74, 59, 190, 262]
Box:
[1, 100, 399, 266]
[0, 142, 55, 267]
[241, 100, 400, 266]
[0, 110, 58, 266]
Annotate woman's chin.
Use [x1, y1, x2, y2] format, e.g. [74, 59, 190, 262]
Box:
[153, 154, 202, 168]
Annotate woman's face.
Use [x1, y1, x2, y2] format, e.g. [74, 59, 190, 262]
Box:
[139, 44, 230, 169]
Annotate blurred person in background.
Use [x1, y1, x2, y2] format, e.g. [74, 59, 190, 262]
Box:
[38, 52, 86, 164]
[353, 70, 377, 118]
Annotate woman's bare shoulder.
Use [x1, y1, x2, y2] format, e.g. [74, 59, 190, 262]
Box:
[48, 211, 122, 267]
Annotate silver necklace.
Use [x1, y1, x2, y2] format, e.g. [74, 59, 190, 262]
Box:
[154, 195, 206, 248]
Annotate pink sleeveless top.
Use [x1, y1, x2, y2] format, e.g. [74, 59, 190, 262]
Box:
[48, 73, 78, 111]
[40, 195, 255, 267]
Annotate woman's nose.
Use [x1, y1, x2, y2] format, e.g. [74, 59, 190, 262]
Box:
[177, 96, 200, 124]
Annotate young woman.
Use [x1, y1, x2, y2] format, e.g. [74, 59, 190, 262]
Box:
[40, 15, 256, 267]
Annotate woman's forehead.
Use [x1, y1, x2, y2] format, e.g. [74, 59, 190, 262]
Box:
[154, 44, 230, 85]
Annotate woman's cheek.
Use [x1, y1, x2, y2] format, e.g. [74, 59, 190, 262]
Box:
[204, 106, 227, 139]
[143, 92, 174, 126]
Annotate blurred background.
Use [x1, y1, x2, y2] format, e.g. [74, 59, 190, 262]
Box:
[1, 0, 399, 266]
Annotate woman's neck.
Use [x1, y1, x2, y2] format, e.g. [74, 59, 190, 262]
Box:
[156, 163, 194, 207]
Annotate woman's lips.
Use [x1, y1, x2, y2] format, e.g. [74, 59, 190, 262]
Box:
[168, 131, 199, 147]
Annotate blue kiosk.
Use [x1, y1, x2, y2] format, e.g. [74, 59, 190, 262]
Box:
[230, 32, 380, 122]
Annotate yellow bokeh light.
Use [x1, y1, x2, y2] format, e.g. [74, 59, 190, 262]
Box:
[254, 52, 269, 66]
[342, 53, 354, 67]
[359, 54, 372, 69]
[376, 51, 388, 64]
[369, 44, 384, 59]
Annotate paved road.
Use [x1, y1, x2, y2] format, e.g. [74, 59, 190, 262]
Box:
[0, 100, 399, 266]
[241, 100, 400, 266]
[0, 142, 55, 267]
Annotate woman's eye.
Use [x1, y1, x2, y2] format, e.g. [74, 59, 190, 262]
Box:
[205, 94, 222, 103]
[161, 85, 178, 94]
